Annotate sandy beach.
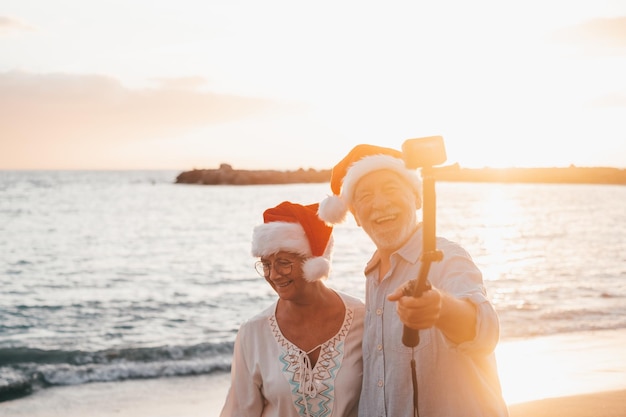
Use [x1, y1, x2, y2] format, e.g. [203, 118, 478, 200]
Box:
[1, 329, 625, 417]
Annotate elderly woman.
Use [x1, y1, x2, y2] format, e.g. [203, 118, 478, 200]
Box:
[219, 201, 364, 417]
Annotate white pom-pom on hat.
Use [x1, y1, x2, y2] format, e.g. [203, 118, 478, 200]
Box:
[302, 244, 332, 283]
[318, 194, 348, 225]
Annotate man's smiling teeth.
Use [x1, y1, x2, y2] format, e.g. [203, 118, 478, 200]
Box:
[375, 215, 396, 223]
[276, 281, 292, 287]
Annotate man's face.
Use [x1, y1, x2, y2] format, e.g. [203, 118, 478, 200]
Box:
[350, 170, 420, 252]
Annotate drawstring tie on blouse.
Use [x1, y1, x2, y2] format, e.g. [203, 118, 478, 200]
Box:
[295, 345, 321, 417]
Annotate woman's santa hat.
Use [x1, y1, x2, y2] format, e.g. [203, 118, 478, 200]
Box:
[318, 144, 422, 224]
[252, 201, 333, 282]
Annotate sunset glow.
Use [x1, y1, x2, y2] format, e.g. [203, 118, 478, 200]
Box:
[1, 1, 625, 170]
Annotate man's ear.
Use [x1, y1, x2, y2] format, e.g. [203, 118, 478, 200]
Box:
[415, 193, 422, 210]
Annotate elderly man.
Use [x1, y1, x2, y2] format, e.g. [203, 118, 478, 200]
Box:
[319, 143, 509, 417]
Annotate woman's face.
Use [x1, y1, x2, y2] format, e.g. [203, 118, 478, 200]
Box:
[258, 251, 307, 299]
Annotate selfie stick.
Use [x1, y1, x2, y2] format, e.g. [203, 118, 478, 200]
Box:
[401, 136, 446, 347]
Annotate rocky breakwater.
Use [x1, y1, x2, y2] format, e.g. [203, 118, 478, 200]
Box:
[176, 163, 626, 186]
[175, 163, 331, 185]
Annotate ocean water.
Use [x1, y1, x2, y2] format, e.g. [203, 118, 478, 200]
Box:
[1, 170, 625, 401]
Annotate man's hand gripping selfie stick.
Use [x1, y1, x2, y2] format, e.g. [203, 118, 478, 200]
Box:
[401, 136, 447, 348]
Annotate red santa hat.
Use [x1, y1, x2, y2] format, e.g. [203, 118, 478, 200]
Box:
[318, 144, 422, 224]
[251, 201, 333, 282]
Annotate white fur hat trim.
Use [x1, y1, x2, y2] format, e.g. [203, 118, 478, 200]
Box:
[319, 154, 422, 224]
[251, 221, 332, 282]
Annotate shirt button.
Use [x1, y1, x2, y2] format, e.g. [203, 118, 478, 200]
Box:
[377, 344, 382, 351]
[377, 380, 383, 387]
[376, 308, 382, 315]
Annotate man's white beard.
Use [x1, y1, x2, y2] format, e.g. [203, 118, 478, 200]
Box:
[365, 210, 417, 252]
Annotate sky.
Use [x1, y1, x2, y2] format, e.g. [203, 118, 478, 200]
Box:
[1, 0, 625, 171]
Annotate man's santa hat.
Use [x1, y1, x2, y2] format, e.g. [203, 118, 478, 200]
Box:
[318, 144, 422, 224]
[252, 201, 333, 282]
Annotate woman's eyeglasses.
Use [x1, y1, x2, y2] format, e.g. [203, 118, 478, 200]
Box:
[254, 258, 297, 278]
